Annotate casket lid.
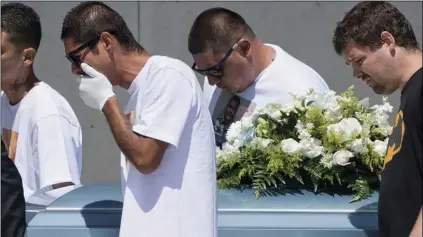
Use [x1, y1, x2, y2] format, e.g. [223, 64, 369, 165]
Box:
[28, 183, 379, 235]
[46, 183, 378, 213]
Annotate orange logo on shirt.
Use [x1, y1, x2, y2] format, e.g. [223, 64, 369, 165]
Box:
[384, 110, 405, 168]
[2, 128, 19, 161]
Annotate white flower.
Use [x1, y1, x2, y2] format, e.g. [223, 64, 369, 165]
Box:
[373, 139, 388, 156]
[216, 144, 240, 166]
[250, 137, 273, 149]
[261, 104, 283, 121]
[281, 138, 302, 154]
[292, 93, 308, 111]
[348, 138, 368, 154]
[367, 99, 393, 136]
[295, 122, 312, 140]
[327, 118, 363, 142]
[281, 104, 296, 116]
[320, 153, 334, 169]
[300, 138, 325, 158]
[226, 116, 256, 149]
[333, 150, 354, 166]
[268, 109, 283, 121]
[306, 90, 342, 121]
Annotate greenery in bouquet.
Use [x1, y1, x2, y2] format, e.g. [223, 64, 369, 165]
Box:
[216, 86, 393, 202]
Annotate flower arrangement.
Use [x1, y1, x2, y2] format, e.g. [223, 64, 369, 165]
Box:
[216, 86, 393, 202]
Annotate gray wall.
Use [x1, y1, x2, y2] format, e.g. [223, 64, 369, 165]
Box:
[4, 2, 422, 184]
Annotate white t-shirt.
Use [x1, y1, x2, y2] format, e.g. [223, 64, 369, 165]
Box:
[119, 56, 217, 237]
[1, 82, 82, 206]
[204, 43, 330, 146]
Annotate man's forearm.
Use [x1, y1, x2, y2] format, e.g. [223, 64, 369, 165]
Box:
[101, 97, 144, 164]
[410, 207, 422, 237]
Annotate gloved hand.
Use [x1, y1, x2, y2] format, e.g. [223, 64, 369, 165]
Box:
[77, 63, 115, 111]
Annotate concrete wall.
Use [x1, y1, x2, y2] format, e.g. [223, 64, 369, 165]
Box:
[3, 1, 422, 184]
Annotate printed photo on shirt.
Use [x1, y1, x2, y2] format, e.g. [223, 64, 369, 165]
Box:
[212, 91, 256, 147]
[1, 128, 18, 161]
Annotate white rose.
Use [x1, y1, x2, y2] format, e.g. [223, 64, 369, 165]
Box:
[373, 139, 388, 156]
[333, 150, 354, 166]
[327, 118, 363, 142]
[281, 138, 302, 154]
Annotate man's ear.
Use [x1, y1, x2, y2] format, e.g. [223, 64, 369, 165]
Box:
[22, 47, 36, 67]
[99, 31, 113, 52]
[380, 31, 396, 51]
[238, 40, 251, 58]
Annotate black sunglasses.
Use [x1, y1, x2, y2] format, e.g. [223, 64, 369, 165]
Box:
[65, 35, 101, 66]
[65, 31, 117, 66]
[192, 38, 242, 78]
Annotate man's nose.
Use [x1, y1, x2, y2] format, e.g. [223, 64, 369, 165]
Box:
[207, 76, 220, 86]
[352, 67, 363, 80]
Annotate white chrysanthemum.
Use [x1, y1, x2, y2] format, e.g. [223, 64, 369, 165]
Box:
[216, 144, 241, 166]
[327, 118, 363, 142]
[320, 153, 334, 169]
[225, 116, 256, 149]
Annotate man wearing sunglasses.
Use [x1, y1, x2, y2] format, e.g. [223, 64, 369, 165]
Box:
[61, 2, 216, 237]
[188, 7, 330, 145]
[1, 3, 82, 206]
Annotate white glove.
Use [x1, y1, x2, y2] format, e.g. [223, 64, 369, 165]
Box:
[77, 63, 115, 111]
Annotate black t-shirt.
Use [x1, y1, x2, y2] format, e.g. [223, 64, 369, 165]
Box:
[1, 140, 27, 237]
[378, 67, 423, 237]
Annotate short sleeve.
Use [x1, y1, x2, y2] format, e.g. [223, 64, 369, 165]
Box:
[32, 114, 73, 191]
[132, 67, 194, 149]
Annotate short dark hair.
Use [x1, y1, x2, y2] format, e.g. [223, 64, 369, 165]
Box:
[188, 7, 255, 55]
[1, 3, 42, 51]
[61, 1, 143, 53]
[332, 1, 420, 55]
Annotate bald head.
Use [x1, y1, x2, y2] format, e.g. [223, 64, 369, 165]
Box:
[61, 1, 142, 53]
[188, 7, 255, 55]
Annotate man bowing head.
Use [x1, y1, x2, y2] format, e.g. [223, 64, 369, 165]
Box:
[61, 2, 217, 237]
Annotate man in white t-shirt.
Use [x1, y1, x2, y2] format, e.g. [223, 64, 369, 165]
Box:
[60, 2, 216, 237]
[188, 7, 330, 146]
[1, 3, 82, 206]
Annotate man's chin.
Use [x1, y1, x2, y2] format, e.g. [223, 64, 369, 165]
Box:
[372, 86, 393, 95]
